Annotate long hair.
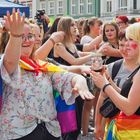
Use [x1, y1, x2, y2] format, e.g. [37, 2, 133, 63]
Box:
[57, 17, 74, 44]
[102, 22, 119, 42]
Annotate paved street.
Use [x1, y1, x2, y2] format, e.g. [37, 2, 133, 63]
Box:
[77, 133, 96, 140]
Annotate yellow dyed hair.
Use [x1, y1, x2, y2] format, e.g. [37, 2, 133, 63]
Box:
[126, 23, 140, 44]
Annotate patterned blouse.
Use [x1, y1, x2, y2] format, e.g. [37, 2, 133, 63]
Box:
[0, 56, 77, 140]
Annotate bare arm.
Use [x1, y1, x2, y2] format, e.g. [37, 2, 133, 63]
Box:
[95, 92, 105, 140]
[54, 43, 92, 65]
[61, 65, 91, 74]
[3, 9, 24, 74]
[82, 35, 102, 52]
[34, 31, 64, 60]
[92, 70, 140, 116]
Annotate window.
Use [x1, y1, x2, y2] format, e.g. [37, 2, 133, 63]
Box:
[87, 0, 92, 14]
[79, 0, 84, 14]
[48, 1, 55, 15]
[107, 0, 112, 12]
[40, 1, 46, 10]
[133, 0, 137, 9]
[57, 0, 63, 14]
[119, 0, 128, 10]
[71, 0, 76, 15]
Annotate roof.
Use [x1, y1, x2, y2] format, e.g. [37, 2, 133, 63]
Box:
[0, 0, 29, 17]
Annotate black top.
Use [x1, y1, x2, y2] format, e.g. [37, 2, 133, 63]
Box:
[120, 65, 140, 115]
[53, 48, 79, 66]
[102, 44, 122, 64]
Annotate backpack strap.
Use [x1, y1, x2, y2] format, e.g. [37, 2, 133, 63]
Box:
[111, 59, 123, 80]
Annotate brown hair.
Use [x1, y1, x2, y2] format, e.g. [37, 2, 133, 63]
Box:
[57, 16, 74, 43]
[102, 22, 119, 42]
[83, 17, 102, 35]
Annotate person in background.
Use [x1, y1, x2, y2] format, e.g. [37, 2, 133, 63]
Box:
[0, 9, 94, 140]
[92, 22, 140, 140]
[80, 17, 102, 45]
[98, 22, 122, 64]
[115, 15, 129, 33]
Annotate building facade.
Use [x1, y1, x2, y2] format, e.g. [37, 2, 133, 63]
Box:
[20, 0, 100, 19]
[19, 0, 140, 21]
[100, 0, 140, 21]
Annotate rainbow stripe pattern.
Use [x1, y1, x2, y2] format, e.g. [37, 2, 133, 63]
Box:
[105, 112, 140, 140]
[53, 89, 77, 134]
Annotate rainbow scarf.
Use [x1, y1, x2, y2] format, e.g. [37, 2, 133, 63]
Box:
[105, 112, 140, 140]
[0, 76, 2, 113]
[19, 58, 77, 134]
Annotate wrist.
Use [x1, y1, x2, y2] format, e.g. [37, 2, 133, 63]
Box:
[102, 83, 111, 93]
[49, 37, 56, 46]
[10, 32, 23, 38]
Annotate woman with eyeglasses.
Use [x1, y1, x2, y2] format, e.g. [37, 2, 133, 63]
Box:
[0, 9, 94, 140]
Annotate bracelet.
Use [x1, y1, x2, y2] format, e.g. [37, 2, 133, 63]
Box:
[49, 38, 56, 45]
[10, 32, 23, 38]
[102, 83, 111, 93]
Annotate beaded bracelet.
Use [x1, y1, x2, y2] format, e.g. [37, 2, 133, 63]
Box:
[10, 32, 23, 38]
[102, 83, 111, 93]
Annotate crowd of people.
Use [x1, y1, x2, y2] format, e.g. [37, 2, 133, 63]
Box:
[0, 8, 140, 140]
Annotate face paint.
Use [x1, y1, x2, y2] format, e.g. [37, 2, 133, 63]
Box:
[131, 43, 138, 49]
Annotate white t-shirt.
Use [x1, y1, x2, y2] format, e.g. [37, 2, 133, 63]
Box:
[80, 35, 93, 44]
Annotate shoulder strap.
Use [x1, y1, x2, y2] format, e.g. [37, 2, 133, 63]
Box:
[128, 65, 140, 79]
[111, 59, 123, 80]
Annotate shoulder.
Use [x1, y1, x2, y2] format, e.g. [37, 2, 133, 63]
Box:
[55, 43, 65, 50]
[80, 35, 92, 44]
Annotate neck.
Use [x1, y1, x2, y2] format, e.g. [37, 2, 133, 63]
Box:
[124, 59, 139, 71]
[109, 39, 118, 48]
[89, 32, 97, 39]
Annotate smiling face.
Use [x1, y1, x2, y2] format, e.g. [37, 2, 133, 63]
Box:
[21, 24, 35, 58]
[116, 18, 128, 32]
[119, 37, 139, 61]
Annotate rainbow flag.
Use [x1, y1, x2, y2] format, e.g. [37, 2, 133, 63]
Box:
[0, 76, 2, 113]
[53, 89, 77, 134]
[19, 58, 77, 134]
[105, 112, 140, 140]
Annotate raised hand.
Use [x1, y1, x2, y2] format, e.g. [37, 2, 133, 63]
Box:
[4, 8, 25, 37]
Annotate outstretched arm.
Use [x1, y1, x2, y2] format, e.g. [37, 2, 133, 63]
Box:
[3, 9, 24, 74]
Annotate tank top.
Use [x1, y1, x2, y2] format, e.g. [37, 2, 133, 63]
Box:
[53, 48, 79, 66]
[120, 65, 140, 115]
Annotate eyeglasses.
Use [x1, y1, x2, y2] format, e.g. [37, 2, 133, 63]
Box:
[116, 21, 124, 25]
[22, 33, 35, 41]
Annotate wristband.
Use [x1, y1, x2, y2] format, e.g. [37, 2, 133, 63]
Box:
[49, 38, 56, 45]
[10, 32, 23, 38]
[102, 83, 111, 93]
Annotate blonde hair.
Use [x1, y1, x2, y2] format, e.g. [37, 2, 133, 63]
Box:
[126, 23, 140, 62]
[126, 23, 140, 44]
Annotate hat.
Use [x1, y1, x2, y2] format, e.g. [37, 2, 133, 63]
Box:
[116, 16, 129, 23]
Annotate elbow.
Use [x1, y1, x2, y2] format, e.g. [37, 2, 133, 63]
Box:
[3, 59, 17, 74]
[122, 108, 137, 116]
